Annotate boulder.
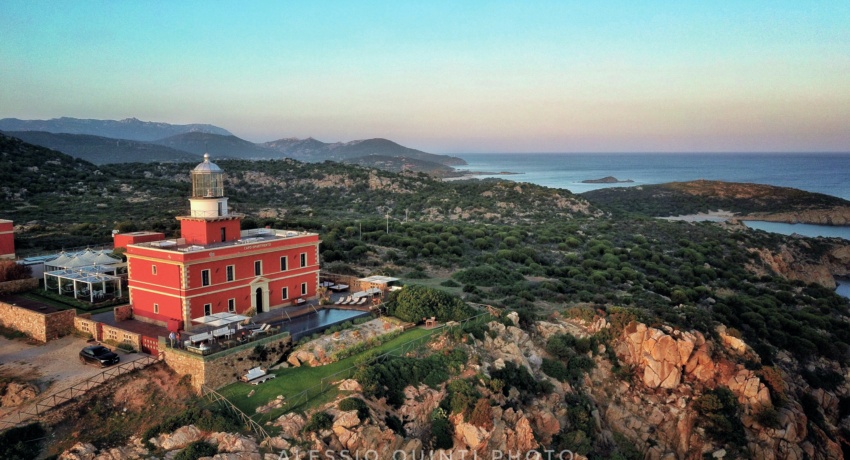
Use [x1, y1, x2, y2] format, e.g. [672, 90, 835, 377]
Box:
[338, 379, 362, 392]
[59, 443, 98, 460]
[156, 425, 203, 450]
[208, 432, 259, 453]
[0, 381, 38, 407]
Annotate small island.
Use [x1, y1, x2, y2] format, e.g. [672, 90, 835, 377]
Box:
[582, 176, 634, 184]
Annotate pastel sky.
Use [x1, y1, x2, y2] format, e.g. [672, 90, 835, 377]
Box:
[2, 1, 849, 153]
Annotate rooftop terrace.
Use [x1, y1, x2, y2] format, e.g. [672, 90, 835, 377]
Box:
[129, 228, 318, 253]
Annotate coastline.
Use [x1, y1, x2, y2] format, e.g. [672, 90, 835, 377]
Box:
[657, 210, 737, 222]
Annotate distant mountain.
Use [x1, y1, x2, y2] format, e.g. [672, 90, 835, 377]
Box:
[262, 137, 467, 166]
[150, 132, 278, 160]
[0, 117, 232, 141]
[3, 131, 202, 165]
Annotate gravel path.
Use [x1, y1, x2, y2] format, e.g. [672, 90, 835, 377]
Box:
[0, 335, 147, 422]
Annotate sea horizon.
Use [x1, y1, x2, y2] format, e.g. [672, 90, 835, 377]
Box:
[449, 152, 850, 201]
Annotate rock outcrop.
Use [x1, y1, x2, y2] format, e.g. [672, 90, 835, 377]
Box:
[0, 380, 39, 407]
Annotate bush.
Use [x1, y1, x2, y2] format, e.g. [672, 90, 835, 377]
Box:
[116, 342, 136, 352]
[431, 408, 453, 450]
[304, 411, 333, 433]
[0, 260, 32, 282]
[692, 387, 746, 447]
[0, 422, 45, 460]
[388, 285, 475, 323]
[385, 414, 406, 437]
[440, 279, 460, 288]
[338, 397, 370, 420]
[754, 406, 781, 429]
[490, 361, 552, 399]
[452, 265, 519, 287]
[173, 441, 217, 460]
[469, 398, 494, 430]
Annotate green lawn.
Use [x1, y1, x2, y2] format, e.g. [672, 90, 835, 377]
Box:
[218, 326, 435, 424]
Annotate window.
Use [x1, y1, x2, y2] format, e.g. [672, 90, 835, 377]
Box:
[220, 227, 227, 242]
[300, 253, 307, 267]
[228, 298, 235, 312]
[280, 256, 287, 271]
[282, 287, 288, 300]
[201, 269, 210, 286]
[152, 265, 157, 275]
[153, 303, 159, 314]
[254, 260, 262, 276]
[204, 303, 212, 316]
[301, 282, 307, 296]
[226, 265, 235, 282]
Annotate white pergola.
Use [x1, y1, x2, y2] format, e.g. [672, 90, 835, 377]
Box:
[191, 312, 250, 328]
[44, 265, 123, 303]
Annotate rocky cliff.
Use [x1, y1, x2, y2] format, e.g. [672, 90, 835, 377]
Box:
[57, 315, 849, 460]
[744, 207, 850, 226]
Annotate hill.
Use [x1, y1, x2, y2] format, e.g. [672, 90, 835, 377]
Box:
[583, 179, 850, 217]
[341, 154, 456, 176]
[150, 132, 278, 160]
[2, 131, 201, 165]
[0, 117, 231, 141]
[262, 137, 467, 167]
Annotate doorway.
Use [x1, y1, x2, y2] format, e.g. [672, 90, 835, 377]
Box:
[255, 287, 263, 313]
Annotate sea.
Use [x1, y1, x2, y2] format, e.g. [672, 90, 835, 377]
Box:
[453, 153, 850, 201]
[454, 153, 850, 297]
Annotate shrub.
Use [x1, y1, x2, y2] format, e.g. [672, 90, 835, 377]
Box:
[447, 379, 480, 420]
[388, 285, 474, 323]
[0, 260, 32, 283]
[338, 397, 370, 420]
[0, 422, 45, 460]
[173, 441, 217, 460]
[490, 361, 552, 399]
[385, 414, 406, 437]
[754, 406, 781, 429]
[692, 387, 746, 447]
[541, 358, 569, 382]
[469, 398, 494, 430]
[304, 411, 333, 433]
[431, 408, 453, 450]
[440, 279, 460, 288]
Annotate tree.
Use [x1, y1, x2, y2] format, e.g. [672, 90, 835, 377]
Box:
[388, 285, 474, 323]
[0, 261, 31, 283]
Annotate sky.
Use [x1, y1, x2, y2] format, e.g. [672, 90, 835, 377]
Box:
[1, 1, 849, 153]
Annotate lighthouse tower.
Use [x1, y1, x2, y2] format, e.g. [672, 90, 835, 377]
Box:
[177, 154, 242, 245]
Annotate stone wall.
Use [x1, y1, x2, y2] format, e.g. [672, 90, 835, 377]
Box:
[101, 323, 142, 351]
[44, 309, 76, 341]
[162, 333, 293, 392]
[74, 315, 101, 340]
[114, 304, 133, 322]
[0, 300, 75, 342]
[0, 278, 38, 296]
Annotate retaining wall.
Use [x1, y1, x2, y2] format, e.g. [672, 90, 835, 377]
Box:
[162, 332, 293, 392]
[0, 300, 76, 342]
[0, 278, 38, 296]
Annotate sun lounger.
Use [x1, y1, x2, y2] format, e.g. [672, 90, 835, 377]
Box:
[250, 323, 271, 337]
[356, 297, 367, 305]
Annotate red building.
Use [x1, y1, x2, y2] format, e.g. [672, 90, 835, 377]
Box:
[123, 155, 320, 331]
[0, 219, 14, 260]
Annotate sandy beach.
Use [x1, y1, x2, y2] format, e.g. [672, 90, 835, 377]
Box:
[657, 210, 737, 222]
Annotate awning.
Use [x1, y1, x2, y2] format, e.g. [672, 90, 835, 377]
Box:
[191, 312, 249, 327]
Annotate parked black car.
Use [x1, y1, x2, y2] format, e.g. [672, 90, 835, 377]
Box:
[79, 345, 120, 367]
